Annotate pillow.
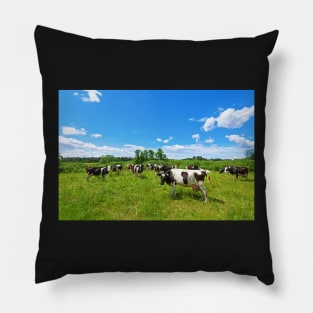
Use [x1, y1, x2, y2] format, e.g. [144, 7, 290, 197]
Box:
[34, 25, 278, 285]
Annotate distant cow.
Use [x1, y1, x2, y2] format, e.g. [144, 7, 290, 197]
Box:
[126, 164, 134, 171]
[133, 164, 144, 176]
[146, 163, 155, 170]
[160, 169, 208, 202]
[86, 166, 109, 181]
[220, 166, 248, 179]
[110, 164, 123, 174]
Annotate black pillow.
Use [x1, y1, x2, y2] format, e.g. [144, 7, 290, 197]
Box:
[35, 25, 278, 284]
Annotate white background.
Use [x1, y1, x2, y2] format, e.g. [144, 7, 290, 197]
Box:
[1, 0, 312, 312]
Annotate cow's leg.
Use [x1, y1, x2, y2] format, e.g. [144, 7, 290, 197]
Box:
[199, 182, 207, 202]
[86, 174, 90, 181]
[172, 182, 177, 198]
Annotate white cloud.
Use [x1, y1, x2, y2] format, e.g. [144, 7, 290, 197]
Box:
[162, 143, 248, 159]
[59, 135, 250, 160]
[225, 134, 254, 148]
[59, 136, 96, 149]
[162, 144, 186, 151]
[156, 136, 173, 144]
[76, 90, 102, 103]
[123, 144, 146, 150]
[189, 117, 208, 122]
[202, 117, 217, 131]
[61, 126, 87, 136]
[193, 105, 254, 132]
[217, 106, 254, 129]
[59, 136, 147, 158]
[204, 137, 214, 144]
[192, 134, 200, 142]
[91, 133, 102, 138]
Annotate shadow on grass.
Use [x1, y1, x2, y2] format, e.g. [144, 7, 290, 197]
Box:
[137, 175, 148, 179]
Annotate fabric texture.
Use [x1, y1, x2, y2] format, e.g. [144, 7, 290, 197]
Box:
[35, 25, 278, 284]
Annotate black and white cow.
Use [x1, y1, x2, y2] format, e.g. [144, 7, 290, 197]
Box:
[219, 166, 248, 179]
[86, 166, 109, 181]
[154, 164, 163, 176]
[110, 164, 123, 174]
[133, 164, 144, 176]
[154, 164, 176, 176]
[146, 163, 155, 170]
[160, 169, 208, 202]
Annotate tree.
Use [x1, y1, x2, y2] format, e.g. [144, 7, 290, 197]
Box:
[155, 148, 167, 160]
[100, 155, 115, 164]
[155, 148, 163, 160]
[142, 150, 148, 161]
[134, 150, 141, 161]
[134, 149, 145, 164]
[148, 149, 155, 160]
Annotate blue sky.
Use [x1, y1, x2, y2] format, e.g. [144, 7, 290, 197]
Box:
[59, 90, 254, 159]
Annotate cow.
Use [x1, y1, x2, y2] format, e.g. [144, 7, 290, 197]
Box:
[110, 164, 123, 174]
[126, 164, 134, 171]
[199, 169, 211, 182]
[133, 164, 144, 176]
[154, 164, 163, 175]
[146, 163, 155, 170]
[185, 164, 199, 170]
[154, 164, 176, 176]
[159, 169, 208, 202]
[86, 166, 109, 181]
[219, 166, 248, 179]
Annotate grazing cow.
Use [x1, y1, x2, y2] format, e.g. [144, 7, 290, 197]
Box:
[220, 166, 248, 179]
[110, 164, 123, 174]
[185, 164, 199, 170]
[126, 164, 134, 171]
[154, 164, 163, 175]
[154, 164, 176, 176]
[146, 163, 155, 170]
[133, 164, 144, 176]
[86, 166, 109, 181]
[160, 169, 208, 202]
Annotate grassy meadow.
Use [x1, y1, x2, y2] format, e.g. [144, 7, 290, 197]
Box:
[59, 161, 254, 221]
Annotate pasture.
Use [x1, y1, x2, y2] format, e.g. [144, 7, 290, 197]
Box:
[59, 164, 254, 221]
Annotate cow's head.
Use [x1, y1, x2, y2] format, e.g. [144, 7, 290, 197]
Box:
[220, 166, 231, 173]
[219, 167, 226, 173]
[160, 171, 172, 185]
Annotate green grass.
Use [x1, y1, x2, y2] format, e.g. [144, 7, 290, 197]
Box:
[59, 169, 254, 221]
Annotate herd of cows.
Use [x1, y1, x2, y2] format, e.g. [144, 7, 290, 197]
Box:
[85, 163, 249, 202]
